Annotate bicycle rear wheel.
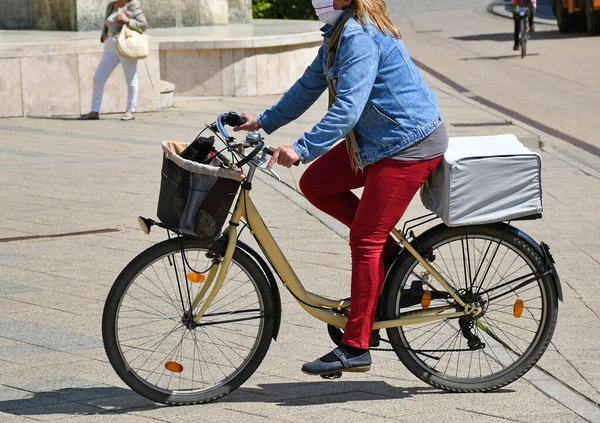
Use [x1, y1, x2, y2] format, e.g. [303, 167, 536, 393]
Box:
[102, 237, 275, 405]
[383, 224, 558, 392]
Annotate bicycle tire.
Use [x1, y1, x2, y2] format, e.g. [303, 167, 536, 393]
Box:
[521, 18, 527, 58]
[102, 237, 275, 405]
[382, 224, 558, 392]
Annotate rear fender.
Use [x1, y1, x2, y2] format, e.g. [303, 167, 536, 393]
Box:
[383, 223, 563, 303]
[507, 226, 563, 302]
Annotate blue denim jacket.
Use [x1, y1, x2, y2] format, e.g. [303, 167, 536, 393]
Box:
[257, 9, 443, 168]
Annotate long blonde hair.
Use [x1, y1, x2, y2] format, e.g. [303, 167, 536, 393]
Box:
[352, 0, 401, 39]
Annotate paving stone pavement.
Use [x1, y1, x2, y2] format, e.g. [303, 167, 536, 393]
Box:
[1, 67, 600, 422]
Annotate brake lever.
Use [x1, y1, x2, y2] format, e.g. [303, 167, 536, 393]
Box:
[258, 162, 281, 183]
[253, 147, 281, 182]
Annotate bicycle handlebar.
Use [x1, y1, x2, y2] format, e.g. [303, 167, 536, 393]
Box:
[216, 112, 299, 167]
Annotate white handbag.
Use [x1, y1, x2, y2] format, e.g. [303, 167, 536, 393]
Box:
[116, 25, 149, 60]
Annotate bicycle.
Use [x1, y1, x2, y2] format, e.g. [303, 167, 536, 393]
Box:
[516, 6, 531, 58]
[102, 112, 562, 405]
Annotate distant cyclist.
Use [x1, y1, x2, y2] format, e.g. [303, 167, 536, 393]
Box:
[512, 0, 536, 51]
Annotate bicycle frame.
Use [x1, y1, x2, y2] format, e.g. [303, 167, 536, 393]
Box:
[190, 179, 480, 330]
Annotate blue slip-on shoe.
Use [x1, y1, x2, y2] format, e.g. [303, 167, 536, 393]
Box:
[301, 348, 371, 376]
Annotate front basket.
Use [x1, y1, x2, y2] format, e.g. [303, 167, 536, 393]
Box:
[157, 141, 244, 239]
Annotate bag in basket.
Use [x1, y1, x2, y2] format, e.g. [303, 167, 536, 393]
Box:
[116, 25, 149, 60]
[157, 140, 245, 239]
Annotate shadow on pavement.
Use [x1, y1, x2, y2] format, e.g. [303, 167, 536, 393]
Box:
[0, 382, 515, 416]
[453, 31, 589, 42]
[27, 115, 132, 121]
[225, 381, 513, 406]
[462, 53, 541, 60]
[25, 116, 89, 121]
[0, 386, 161, 417]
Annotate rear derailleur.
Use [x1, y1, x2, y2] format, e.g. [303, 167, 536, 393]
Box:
[459, 316, 485, 350]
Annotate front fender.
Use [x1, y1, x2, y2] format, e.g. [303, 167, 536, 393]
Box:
[236, 240, 282, 340]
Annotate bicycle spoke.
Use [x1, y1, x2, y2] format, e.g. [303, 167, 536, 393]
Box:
[480, 316, 524, 356]
[391, 229, 553, 385]
[146, 266, 182, 313]
[119, 315, 178, 331]
[111, 244, 266, 396]
[134, 274, 183, 315]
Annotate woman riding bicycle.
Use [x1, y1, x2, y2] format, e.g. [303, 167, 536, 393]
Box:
[512, 0, 536, 51]
[235, 0, 448, 376]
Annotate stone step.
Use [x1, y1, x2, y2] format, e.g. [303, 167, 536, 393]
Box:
[160, 80, 175, 109]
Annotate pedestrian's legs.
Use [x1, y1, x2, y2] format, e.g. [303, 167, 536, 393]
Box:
[528, 4, 535, 30]
[299, 142, 399, 258]
[119, 55, 139, 113]
[513, 13, 520, 48]
[91, 38, 120, 113]
[341, 157, 443, 349]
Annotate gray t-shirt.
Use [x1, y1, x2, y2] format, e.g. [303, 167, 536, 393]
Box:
[105, 6, 127, 35]
[389, 122, 449, 161]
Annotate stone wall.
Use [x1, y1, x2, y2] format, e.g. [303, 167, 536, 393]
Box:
[77, 0, 109, 31]
[0, 0, 32, 29]
[145, 0, 250, 28]
[0, 41, 162, 117]
[1, 0, 253, 31]
[228, 0, 252, 24]
[0, 0, 78, 31]
[32, 0, 78, 31]
[159, 42, 321, 97]
[0, 19, 323, 116]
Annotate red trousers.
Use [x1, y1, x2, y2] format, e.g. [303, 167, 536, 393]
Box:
[299, 142, 443, 349]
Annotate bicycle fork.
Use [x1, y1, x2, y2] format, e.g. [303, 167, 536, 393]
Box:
[188, 225, 238, 324]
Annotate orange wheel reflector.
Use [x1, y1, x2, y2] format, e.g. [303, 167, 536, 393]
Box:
[421, 291, 432, 309]
[187, 273, 206, 283]
[165, 361, 184, 373]
[513, 299, 524, 318]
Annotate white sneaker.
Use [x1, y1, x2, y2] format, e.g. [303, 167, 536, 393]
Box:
[121, 112, 135, 121]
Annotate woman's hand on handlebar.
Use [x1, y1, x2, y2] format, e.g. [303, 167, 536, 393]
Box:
[268, 145, 300, 170]
[233, 112, 260, 132]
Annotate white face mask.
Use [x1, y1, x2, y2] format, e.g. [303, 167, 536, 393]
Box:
[312, 0, 345, 26]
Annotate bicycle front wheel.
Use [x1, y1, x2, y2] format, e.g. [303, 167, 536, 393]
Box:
[102, 237, 275, 405]
[383, 224, 558, 392]
[521, 19, 527, 58]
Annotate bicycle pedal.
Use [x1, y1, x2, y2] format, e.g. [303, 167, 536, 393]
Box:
[320, 371, 342, 380]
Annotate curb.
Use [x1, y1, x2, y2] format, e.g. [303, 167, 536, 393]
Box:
[436, 84, 547, 149]
[412, 57, 600, 177]
[419, 69, 600, 178]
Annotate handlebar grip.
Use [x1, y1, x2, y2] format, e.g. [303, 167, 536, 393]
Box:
[266, 146, 300, 167]
[224, 112, 246, 128]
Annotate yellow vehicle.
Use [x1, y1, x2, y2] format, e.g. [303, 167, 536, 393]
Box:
[553, 0, 600, 34]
